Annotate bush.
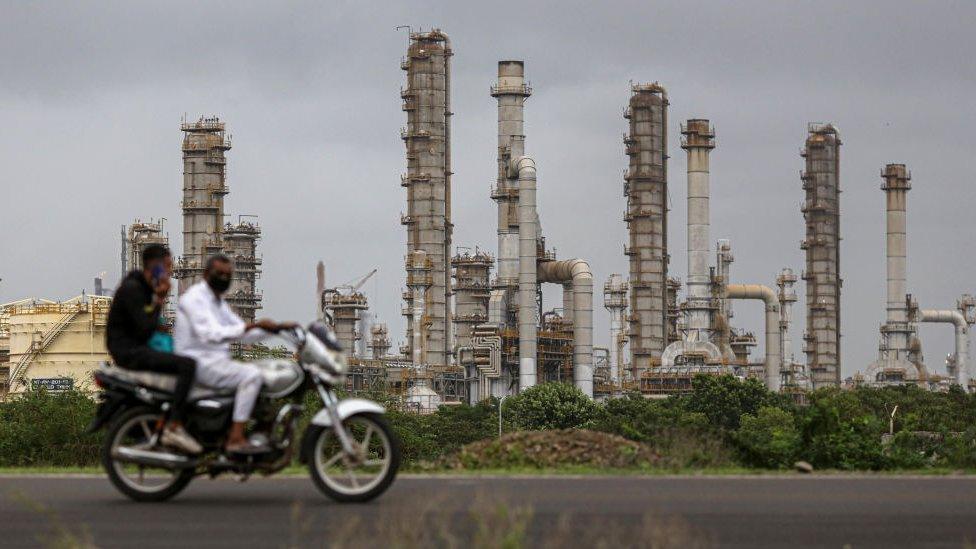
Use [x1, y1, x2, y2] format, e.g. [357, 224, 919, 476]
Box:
[683, 374, 789, 431]
[501, 383, 596, 431]
[798, 388, 887, 470]
[0, 389, 101, 467]
[734, 406, 800, 468]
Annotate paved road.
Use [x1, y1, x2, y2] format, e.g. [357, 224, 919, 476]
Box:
[3, 475, 976, 548]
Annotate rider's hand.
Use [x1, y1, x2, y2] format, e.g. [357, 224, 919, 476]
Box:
[254, 318, 280, 332]
[278, 321, 300, 330]
[154, 278, 171, 300]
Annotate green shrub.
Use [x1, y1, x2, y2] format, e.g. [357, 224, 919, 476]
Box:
[501, 383, 596, 431]
[798, 388, 887, 470]
[0, 389, 101, 467]
[734, 406, 800, 468]
[683, 374, 789, 431]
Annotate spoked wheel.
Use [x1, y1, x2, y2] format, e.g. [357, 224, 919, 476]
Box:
[307, 413, 400, 502]
[102, 407, 194, 502]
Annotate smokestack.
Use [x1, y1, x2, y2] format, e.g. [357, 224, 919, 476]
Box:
[94, 277, 103, 297]
[680, 119, 715, 341]
[492, 61, 531, 289]
[881, 164, 912, 359]
[316, 261, 326, 319]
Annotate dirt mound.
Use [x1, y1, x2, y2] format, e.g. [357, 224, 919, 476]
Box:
[440, 429, 660, 470]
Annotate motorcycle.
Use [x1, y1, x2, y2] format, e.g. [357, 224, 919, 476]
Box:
[87, 321, 399, 503]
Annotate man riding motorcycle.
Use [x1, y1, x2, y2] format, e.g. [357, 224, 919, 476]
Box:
[174, 254, 296, 454]
[106, 244, 202, 455]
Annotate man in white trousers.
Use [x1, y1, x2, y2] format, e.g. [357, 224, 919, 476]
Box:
[174, 254, 295, 454]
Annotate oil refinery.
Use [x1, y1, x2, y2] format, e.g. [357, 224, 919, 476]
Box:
[1, 27, 973, 406]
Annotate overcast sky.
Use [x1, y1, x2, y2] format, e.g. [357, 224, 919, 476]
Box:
[1, 1, 974, 378]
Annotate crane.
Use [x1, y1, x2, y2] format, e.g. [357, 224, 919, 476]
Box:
[336, 269, 378, 295]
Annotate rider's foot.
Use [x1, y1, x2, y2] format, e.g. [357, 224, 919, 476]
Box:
[161, 424, 203, 455]
[225, 435, 271, 456]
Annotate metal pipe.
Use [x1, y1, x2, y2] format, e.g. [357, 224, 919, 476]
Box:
[513, 156, 538, 390]
[918, 309, 969, 387]
[539, 259, 594, 396]
[726, 284, 781, 391]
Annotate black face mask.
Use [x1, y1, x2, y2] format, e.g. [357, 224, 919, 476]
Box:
[207, 274, 232, 294]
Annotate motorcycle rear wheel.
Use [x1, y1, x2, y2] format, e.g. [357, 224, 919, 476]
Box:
[306, 413, 400, 503]
[102, 407, 194, 502]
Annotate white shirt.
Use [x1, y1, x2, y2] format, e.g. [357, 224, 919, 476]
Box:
[174, 281, 264, 368]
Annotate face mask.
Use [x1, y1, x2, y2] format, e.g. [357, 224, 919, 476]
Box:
[207, 274, 232, 294]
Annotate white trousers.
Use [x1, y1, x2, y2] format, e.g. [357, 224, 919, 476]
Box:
[195, 360, 263, 423]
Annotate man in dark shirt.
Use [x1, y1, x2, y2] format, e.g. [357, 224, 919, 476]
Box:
[107, 244, 201, 454]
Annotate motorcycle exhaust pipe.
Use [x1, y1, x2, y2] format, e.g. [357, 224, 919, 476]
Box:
[112, 445, 197, 470]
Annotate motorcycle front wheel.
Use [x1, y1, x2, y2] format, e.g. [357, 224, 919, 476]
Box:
[102, 407, 194, 502]
[306, 413, 400, 503]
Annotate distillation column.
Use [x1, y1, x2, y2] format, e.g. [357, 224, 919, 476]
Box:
[124, 220, 169, 275]
[176, 117, 231, 294]
[777, 268, 798, 383]
[400, 30, 452, 367]
[800, 123, 842, 388]
[624, 83, 669, 375]
[222, 220, 262, 323]
[451, 249, 493, 353]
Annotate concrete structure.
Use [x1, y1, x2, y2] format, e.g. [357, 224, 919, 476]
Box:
[624, 83, 670, 374]
[800, 123, 842, 388]
[603, 274, 628, 382]
[2, 296, 111, 396]
[175, 117, 230, 294]
[123, 219, 169, 275]
[315, 261, 326, 320]
[400, 30, 453, 367]
[867, 164, 924, 383]
[222, 220, 262, 324]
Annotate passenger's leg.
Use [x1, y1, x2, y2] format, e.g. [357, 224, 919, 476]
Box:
[126, 349, 196, 423]
[226, 365, 264, 451]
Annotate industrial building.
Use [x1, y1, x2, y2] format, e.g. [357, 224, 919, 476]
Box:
[171, 117, 263, 320]
[298, 26, 974, 407]
[9, 27, 973, 404]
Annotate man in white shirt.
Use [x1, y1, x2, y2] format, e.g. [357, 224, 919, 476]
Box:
[174, 254, 295, 454]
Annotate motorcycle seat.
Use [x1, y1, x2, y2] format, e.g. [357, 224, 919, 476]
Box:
[99, 363, 234, 400]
